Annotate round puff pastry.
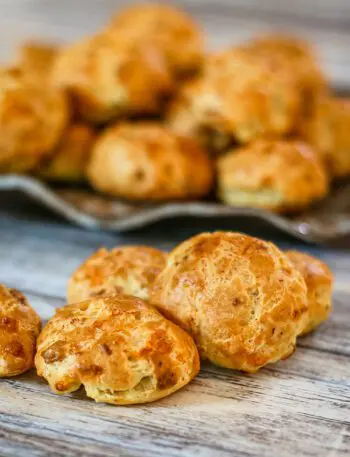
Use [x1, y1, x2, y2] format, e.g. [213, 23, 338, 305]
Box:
[53, 33, 172, 123]
[0, 285, 41, 377]
[246, 35, 327, 110]
[168, 48, 300, 145]
[217, 140, 329, 212]
[0, 66, 69, 173]
[150, 232, 308, 373]
[68, 246, 167, 304]
[286, 250, 333, 335]
[36, 123, 96, 182]
[107, 3, 203, 76]
[87, 122, 213, 201]
[166, 78, 234, 154]
[302, 96, 350, 179]
[35, 294, 199, 404]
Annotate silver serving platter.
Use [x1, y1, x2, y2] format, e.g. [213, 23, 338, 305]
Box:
[1, 174, 350, 243]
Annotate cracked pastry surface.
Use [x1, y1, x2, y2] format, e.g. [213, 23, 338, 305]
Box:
[106, 3, 203, 76]
[0, 285, 41, 377]
[53, 33, 172, 123]
[68, 245, 167, 304]
[286, 250, 333, 335]
[150, 232, 309, 373]
[217, 139, 329, 212]
[35, 294, 199, 404]
[87, 122, 213, 201]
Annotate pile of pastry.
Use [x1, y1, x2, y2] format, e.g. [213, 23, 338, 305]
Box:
[0, 3, 349, 212]
[0, 231, 333, 404]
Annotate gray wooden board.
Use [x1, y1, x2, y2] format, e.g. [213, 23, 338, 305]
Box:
[0, 200, 349, 457]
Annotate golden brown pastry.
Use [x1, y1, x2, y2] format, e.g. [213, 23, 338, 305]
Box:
[168, 48, 301, 145]
[0, 285, 41, 377]
[87, 122, 213, 201]
[302, 96, 350, 179]
[166, 78, 234, 154]
[53, 33, 172, 123]
[68, 246, 167, 304]
[106, 3, 203, 76]
[246, 35, 328, 114]
[217, 140, 329, 212]
[286, 250, 333, 335]
[16, 41, 59, 77]
[0, 66, 69, 173]
[167, 79, 201, 138]
[36, 123, 96, 182]
[150, 232, 308, 373]
[35, 294, 199, 404]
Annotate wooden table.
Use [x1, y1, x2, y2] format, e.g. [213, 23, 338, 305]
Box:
[0, 196, 349, 457]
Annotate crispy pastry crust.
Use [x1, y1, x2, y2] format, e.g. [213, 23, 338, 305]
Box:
[0, 285, 41, 377]
[150, 232, 309, 373]
[68, 246, 167, 303]
[35, 294, 199, 404]
[53, 33, 172, 123]
[87, 122, 213, 200]
[286, 250, 333, 334]
[217, 139, 328, 212]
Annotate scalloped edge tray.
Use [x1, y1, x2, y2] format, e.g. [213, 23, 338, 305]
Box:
[1, 175, 350, 243]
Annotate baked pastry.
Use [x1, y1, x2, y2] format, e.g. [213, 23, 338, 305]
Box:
[166, 79, 202, 138]
[87, 122, 213, 200]
[106, 3, 203, 76]
[68, 246, 167, 304]
[0, 66, 69, 173]
[166, 78, 234, 154]
[168, 48, 300, 145]
[36, 123, 96, 182]
[53, 33, 172, 123]
[302, 96, 350, 179]
[217, 140, 329, 212]
[35, 294, 199, 404]
[246, 35, 328, 115]
[150, 232, 308, 373]
[0, 285, 41, 377]
[16, 41, 59, 77]
[286, 250, 333, 335]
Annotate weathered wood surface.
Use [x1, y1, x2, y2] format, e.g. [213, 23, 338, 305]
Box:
[0, 196, 349, 457]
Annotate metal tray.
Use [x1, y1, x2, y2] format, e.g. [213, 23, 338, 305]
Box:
[1, 174, 350, 243]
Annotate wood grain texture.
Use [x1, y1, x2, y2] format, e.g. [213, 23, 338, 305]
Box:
[0, 198, 349, 457]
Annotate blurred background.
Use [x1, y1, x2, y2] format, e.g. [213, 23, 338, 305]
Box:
[1, 0, 350, 89]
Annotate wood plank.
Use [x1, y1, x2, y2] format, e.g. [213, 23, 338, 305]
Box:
[0, 346, 349, 457]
